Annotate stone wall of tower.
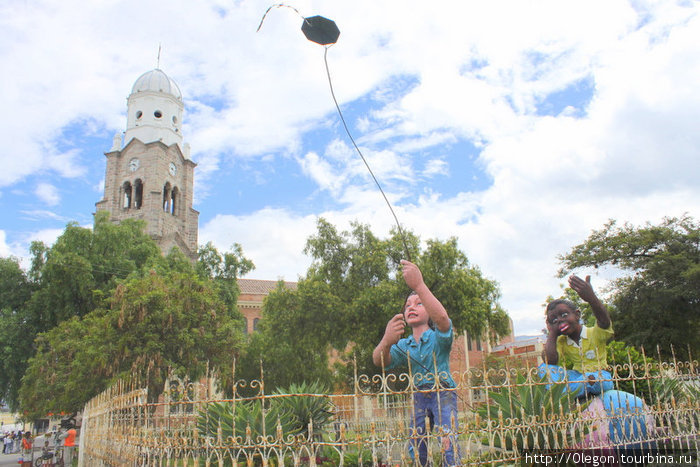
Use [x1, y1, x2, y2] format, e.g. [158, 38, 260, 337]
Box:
[95, 138, 199, 260]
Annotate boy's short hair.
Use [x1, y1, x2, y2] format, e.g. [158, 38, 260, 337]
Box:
[545, 299, 578, 316]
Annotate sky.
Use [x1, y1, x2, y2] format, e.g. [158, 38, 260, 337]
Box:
[1, 0, 698, 336]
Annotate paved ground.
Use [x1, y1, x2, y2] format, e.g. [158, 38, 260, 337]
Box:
[0, 450, 27, 465]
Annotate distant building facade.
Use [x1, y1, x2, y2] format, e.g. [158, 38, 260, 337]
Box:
[490, 334, 546, 368]
[237, 279, 298, 334]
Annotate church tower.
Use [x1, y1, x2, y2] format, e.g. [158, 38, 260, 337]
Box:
[95, 69, 199, 260]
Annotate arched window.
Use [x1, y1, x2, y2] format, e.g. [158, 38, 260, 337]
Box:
[163, 183, 172, 212]
[134, 179, 144, 209]
[170, 187, 178, 215]
[253, 318, 260, 332]
[123, 182, 132, 208]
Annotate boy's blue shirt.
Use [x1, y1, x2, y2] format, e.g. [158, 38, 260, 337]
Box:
[387, 320, 455, 388]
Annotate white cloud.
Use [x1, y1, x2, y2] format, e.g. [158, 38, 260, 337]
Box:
[0, 231, 10, 257]
[35, 183, 60, 206]
[2, 0, 699, 338]
[19, 210, 69, 222]
[199, 209, 317, 281]
[423, 159, 448, 178]
[298, 151, 346, 197]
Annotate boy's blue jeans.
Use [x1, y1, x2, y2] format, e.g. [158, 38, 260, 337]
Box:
[538, 363, 613, 398]
[410, 389, 459, 466]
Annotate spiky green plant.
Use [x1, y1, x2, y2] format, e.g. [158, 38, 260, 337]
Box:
[476, 374, 588, 458]
[273, 381, 334, 437]
[197, 382, 335, 466]
[197, 399, 299, 444]
[197, 400, 299, 467]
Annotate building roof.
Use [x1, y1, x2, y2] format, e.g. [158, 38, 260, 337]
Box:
[131, 68, 182, 100]
[237, 278, 297, 295]
[492, 334, 546, 351]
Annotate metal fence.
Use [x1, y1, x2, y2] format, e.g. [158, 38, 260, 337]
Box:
[78, 352, 699, 466]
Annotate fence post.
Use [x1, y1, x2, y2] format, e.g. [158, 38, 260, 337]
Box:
[77, 406, 89, 467]
[463, 330, 472, 407]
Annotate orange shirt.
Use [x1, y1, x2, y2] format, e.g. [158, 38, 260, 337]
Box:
[64, 429, 76, 447]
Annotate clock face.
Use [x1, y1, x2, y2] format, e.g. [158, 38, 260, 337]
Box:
[169, 162, 178, 176]
[129, 158, 140, 172]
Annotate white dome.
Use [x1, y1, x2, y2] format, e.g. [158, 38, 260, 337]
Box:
[131, 69, 182, 100]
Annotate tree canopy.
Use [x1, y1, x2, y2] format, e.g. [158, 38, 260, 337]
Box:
[20, 261, 244, 419]
[237, 218, 510, 391]
[0, 212, 253, 415]
[0, 213, 163, 410]
[558, 215, 699, 360]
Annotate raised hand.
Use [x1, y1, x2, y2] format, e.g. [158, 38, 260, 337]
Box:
[383, 313, 406, 345]
[569, 274, 611, 329]
[568, 275, 596, 304]
[401, 259, 424, 291]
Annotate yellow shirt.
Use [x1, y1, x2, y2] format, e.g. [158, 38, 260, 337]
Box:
[556, 323, 613, 373]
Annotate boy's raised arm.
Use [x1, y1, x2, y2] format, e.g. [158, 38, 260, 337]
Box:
[569, 275, 611, 330]
[401, 260, 451, 333]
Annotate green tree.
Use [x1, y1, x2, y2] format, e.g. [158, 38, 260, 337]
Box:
[197, 241, 255, 312]
[1, 213, 254, 413]
[239, 218, 509, 391]
[0, 257, 34, 409]
[26, 212, 161, 327]
[0, 213, 163, 410]
[558, 215, 699, 360]
[19, 258, 244, 419]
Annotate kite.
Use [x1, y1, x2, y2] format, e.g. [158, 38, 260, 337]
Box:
[257, 4, 412, 262]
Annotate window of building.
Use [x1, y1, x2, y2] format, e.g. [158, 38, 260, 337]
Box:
[134, 179, 143, 209]
[253, 318, 260, 332]
[163, 183, 171, 212]
[170, 187, 178, 215]
[123, 182, 132, 208]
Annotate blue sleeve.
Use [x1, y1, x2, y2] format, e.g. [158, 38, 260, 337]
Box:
[435, 319, 454, 351]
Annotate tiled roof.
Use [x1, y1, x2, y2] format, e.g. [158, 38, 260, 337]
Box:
[237, 278, 298, 295]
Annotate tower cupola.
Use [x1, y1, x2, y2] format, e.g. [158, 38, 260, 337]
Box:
[124, 69, 184, 149]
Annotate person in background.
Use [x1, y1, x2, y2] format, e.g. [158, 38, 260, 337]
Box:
[59, 424, 77, 466]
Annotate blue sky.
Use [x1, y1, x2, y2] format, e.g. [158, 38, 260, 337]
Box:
[1, 0, 699, 335]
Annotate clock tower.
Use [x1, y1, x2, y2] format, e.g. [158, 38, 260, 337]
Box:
[95, 68, 199, 260]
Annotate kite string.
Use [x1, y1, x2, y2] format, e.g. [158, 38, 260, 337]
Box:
[324, 49, 470, 402]
[323, 46, 413, 263]
[256, 5, 411, 261]
[256, 3, 307, 32]
[324, 39, 471, 408]
[255, 5, 469, 406]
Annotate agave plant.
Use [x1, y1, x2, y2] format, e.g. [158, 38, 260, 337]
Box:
[273, 381, 334, 437]
[476, 374, 587, 457]
[197, 381, 335, 466]
[197, 399, 299, 445]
